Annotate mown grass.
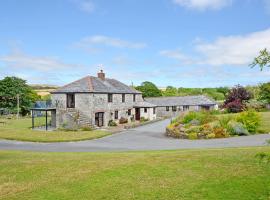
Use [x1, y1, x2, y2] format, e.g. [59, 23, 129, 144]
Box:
[1, 147, 270, 200]
[0, 117, 110, 142]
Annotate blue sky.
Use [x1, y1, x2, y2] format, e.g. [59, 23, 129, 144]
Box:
[0, 0, 270, 88]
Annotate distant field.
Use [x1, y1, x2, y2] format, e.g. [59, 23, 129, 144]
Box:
[1, 147, 270, 200]
[34, 89, 56, 96]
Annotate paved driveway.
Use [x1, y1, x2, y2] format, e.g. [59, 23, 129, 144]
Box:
[0, 119, 270, 152]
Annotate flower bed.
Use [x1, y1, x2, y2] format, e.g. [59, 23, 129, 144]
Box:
[166, 110, 261, 140]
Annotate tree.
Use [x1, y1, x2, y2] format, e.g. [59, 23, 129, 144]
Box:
[162, 86, 178, 96]
[0, 77, 40, 115]
[216, 87, 229, 96]
[224, 85, 251, 113]
[251, 48, 270, 71]
[259, 82, 270, 104]
[135, 81, 162, 98]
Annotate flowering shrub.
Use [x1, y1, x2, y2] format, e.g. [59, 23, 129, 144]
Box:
[236, 110, 261, 133]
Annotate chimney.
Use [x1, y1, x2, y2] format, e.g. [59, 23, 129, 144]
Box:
[97, 70, 105, 80]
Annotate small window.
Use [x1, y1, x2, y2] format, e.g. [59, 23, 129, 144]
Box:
[144, 108, 147, 113]
[128, 109, 131, 116]
[183, 105, 189, 111]
[108, 94, 113, 102]
[114, 110, 118, 120]
[133, 94, 136, 102]
[122, 94, 125, 103]
[172, 106, 177, 112]
[67, 93, 75, 108]
[166, 106, 170, 111]
[153, 108, 156, 114]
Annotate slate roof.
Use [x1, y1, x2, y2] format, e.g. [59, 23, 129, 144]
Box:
[51, 76, 141, 94]
[145, 95, 217, 107]
[133, 101, 156, 108]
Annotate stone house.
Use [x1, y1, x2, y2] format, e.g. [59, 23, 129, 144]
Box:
[51, 70, 156, 128]
[145, 95, 218, 118]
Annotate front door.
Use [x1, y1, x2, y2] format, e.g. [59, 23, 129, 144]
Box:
[135, 108, 140, 120]
[95, 112, 104, 127]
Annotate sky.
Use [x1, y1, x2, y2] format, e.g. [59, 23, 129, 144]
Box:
[0, 0, 270, 88]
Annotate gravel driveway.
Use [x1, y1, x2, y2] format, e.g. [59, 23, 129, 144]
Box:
[0, 119, 270, 152]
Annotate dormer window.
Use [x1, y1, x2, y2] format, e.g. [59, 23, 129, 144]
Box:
[67, 93, 75, 108]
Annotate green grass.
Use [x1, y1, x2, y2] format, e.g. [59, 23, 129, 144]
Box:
[1, 147, 270, 200]
[0, 117, 110, 142]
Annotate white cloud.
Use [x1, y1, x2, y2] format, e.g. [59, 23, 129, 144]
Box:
[73, 0, 95, 13]
[173, 0, 232, 11]
[195, 28, 270, 65]
[0, 49, 80, 72]
[160, 28, 270, 66]
[74, 35, 147, 51]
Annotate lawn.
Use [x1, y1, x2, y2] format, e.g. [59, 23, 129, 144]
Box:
[1, 147, 270, 200]
[260, 112, 270, 133]
[0, 117, 110, 142]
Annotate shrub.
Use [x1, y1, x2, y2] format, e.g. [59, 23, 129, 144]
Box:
[140, 117, 149, 122]
[229, 122, 249, 136]
[188, 132, 198, 140]
[218, 116, 233, 130]
[224, 99, 244, 113]
[213, 127, 228, 138]
[182, 111, 216, 125]
[223, 84, 251, 113]
[206, 133, 216, 139]
[119, 117, 128, 124]
[236, 110, 261, 133]
[108, 120, 117, 126]
[182, 112, 198, 124]
[81, 126, 93, 131]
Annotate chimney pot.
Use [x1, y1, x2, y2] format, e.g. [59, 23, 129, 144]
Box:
[97, 70, 105, 80]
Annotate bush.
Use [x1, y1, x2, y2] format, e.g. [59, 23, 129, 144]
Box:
[213, 127, 228, 138]
[108, 120, 117, 126]
[81, 126, 93, 131]
[182, 111, 216, 125]
[188, 132, 198, 140]
[119, 117, 128, 124]
[218, 116, 233, 130]
[229, 122, 249, 136]
[140, 117, 149, 122]
[182, 112, 198, 124]
[224, 99, 244, 113]
[236, 110, 261, 133]
[206, 133, 216, 139]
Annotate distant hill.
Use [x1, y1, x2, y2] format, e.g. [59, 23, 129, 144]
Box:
[30, 84, 59, 96]
[29, 84, 59, 90]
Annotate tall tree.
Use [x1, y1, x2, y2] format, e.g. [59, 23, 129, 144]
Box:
[162, 86, 178, 96]
[259, 82, 270, 104]
[135, 81, 162, 98]
[251, 48, 270, 71]
[0, 77, 40, 115]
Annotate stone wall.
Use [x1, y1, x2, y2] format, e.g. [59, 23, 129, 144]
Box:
[155, 105, 216, 118]
[139, 107, 156, 121]
[51, 93, 146, 128]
